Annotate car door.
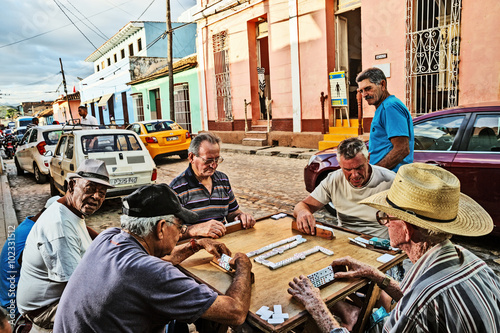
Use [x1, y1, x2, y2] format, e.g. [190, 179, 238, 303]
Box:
[450, 112, 500, 226]
[25, 128, 39, 173]
[50, 135, 68, 190]
[16, 129, 32, 168]
[413, 112, 469, 169]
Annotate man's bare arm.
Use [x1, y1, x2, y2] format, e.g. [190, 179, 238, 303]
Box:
[201, 253, 252, 326]
[162, 239, 231, 265]
[376, 136, 410, 170]
[294, 196, 325, 235]
[179, 220, 227, 240]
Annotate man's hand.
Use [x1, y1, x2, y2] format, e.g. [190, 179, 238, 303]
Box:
[188, 220, 227, 239]
[295, 210, 316, 235]
[330, 256, 381, 281]
[235, 212, 256, 229]
[287, 275, 322, 308]
[197, 238, 231, 259]
[229, 252, 252, 272]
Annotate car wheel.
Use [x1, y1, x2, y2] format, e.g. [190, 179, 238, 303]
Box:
[179, 152, 188, 159]
[325, 202, 337, 216]
[49, 176, 59, 196]
[34, 164, 48, 184]
[15, 158, 24, 176]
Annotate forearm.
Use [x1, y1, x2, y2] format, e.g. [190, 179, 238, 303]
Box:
[305, 299, 341, 333]
[227, 210, 242, 222]
[224, 264, 252, 318]
[370, 271, 403, 302]
[376, 147, 407, 170]
[162, 242, 195, 265]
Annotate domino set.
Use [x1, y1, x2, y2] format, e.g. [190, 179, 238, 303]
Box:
[256, 305, 289, 325]
[307, 266, 335, 288]
[246, 235, 304, 258]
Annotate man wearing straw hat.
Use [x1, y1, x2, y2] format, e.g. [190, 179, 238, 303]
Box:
[288, 163, 500, 332]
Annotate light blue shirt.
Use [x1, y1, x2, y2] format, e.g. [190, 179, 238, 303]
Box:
[369, 95, 414, 172]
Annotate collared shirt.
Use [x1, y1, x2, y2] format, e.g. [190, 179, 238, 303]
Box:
[384, 240, 500, 332]
[170, 165, 239, 224]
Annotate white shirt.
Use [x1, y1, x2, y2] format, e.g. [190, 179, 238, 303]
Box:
[17, 202, 91, 313]
[81, 114, 99, 128]
[311, 165, 395, 238]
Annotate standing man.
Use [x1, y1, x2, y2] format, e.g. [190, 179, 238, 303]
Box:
[54, 184, 253, 332]
[356, 67, 414, 172]
[77, 105, 98, 128]
[170, 132, 256, 239]
[294, 138, 395, 238]
[17, 159, 112, 331]
[288, 163, 500, 332]
[26, 118, 39, 129]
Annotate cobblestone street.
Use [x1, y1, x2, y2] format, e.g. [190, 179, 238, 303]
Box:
[5, 152, 500, 275]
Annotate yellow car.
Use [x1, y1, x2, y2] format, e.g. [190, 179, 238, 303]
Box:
[126, 120, 191, 160]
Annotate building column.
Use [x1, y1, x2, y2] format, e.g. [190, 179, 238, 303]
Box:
[289, 0, 301, 132]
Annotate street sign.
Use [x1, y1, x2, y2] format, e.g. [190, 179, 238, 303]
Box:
[329, 71, 348, 106]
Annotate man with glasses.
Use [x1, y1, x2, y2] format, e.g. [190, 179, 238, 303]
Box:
[288, 163, 500, 332]
[170, 132, 256, 239]
[54, 184, 253, 332]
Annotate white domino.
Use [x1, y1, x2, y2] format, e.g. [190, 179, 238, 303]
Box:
[307, 266, 335, 288]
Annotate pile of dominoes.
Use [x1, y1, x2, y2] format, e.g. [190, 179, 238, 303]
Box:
[256, 305, 289, 325]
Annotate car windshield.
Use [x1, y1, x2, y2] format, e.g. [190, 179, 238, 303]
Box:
[43, 130, 65, 145]
[81, 134, 142, 154]
[143, 121, 181, 133]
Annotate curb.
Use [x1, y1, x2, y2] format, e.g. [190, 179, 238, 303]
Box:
[221, 144, 318, 160]
[0, 172, 18, 249]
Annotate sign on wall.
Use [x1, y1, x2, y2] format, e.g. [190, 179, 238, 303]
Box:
[329, 71, 348, 107]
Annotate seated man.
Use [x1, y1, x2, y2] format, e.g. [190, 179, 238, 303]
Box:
[54, 184, 253, 332]
[170, 132, 256, 239]
[295, 137, 395, 238]
[17, 159, 112, 331]
[288, 163, 500, 332]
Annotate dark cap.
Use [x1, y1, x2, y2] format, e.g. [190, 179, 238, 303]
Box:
[122, 184, 198, 224]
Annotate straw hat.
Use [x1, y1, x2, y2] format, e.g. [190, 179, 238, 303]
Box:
[360, 163, 493, 236]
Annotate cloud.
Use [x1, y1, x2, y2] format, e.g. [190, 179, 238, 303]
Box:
[0, 0, 196, 106]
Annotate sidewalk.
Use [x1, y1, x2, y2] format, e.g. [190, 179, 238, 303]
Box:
[0, 144, 320, 248]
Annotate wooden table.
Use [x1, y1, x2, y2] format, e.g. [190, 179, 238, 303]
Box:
[178, 215, 406, 333]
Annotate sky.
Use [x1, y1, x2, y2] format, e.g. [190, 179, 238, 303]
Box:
[0, 0, 196, 107]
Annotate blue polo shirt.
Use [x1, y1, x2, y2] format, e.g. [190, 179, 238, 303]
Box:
[369, 95, 414, 172]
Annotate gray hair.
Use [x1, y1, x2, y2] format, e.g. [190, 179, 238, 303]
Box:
[188, 132, 221, 155]
[356, 67, 386, 85]
[121, 214, 175, 237]
[336, 137, 368, 162]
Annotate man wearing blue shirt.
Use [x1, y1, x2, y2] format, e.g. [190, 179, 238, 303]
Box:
[356, 68, 414, 172]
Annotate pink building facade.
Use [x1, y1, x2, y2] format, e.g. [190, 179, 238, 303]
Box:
[195, 0, 500, 148]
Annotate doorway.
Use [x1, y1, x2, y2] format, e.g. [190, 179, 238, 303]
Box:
[256, 20, 271, 121]
[149, 89, 161, 120]
[335, 7, 361, 119]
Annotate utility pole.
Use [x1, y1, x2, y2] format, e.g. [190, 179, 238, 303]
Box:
[59, 58, 73, 124]
[166, 0, 175, 121]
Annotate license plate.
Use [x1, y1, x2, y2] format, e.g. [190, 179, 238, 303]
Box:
[110, 177, 137, 185]
[166, 136, 179, 141]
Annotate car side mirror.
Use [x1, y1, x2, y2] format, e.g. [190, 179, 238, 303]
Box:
[44, 150, 54, 157]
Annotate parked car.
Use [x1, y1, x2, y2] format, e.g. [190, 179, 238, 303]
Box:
[304, 104, 500, 237]
[15, 125, 80, 183]
[126, 120, 191, 160]
[49, 129, 157, 198]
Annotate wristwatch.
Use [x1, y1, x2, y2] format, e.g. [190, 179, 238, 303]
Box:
[378, 275, 391, 290]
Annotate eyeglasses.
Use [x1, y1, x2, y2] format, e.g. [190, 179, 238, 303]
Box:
[196, 155, 224, 165]
[376, 211, 401, 226]
[161, 220, 188, 234]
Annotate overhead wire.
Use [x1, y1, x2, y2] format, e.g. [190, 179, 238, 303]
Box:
[66, 0, 109, 40]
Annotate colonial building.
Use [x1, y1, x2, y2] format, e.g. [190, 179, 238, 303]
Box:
[193, 0, 499, 149]
[79, 21, 196, 126]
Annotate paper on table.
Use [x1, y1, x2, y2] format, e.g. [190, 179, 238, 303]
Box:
[376, 253, 395, 263]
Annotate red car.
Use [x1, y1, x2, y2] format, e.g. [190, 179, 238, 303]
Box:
[304, 104, 500, 238]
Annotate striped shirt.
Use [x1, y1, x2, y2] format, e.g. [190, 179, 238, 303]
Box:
[384, 239, 500, 332]
[169, 165, 239, 224]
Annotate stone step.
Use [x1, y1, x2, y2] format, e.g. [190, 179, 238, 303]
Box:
[245, 131, 268, 139]
[242, 138, 268, 146]
[318, 140, 341, 151]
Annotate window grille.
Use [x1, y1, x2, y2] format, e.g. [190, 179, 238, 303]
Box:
[174, 83, 192, 132]
[213, 31, 233, 121]
[135, 95, 144, 121]
[405, 0, 462, 115]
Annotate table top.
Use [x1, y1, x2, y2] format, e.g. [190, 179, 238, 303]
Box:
[178, 215, 405, 332]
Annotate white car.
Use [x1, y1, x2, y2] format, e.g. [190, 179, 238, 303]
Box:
[15, 125, 81, 184]
[49, 129, 157, 198]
